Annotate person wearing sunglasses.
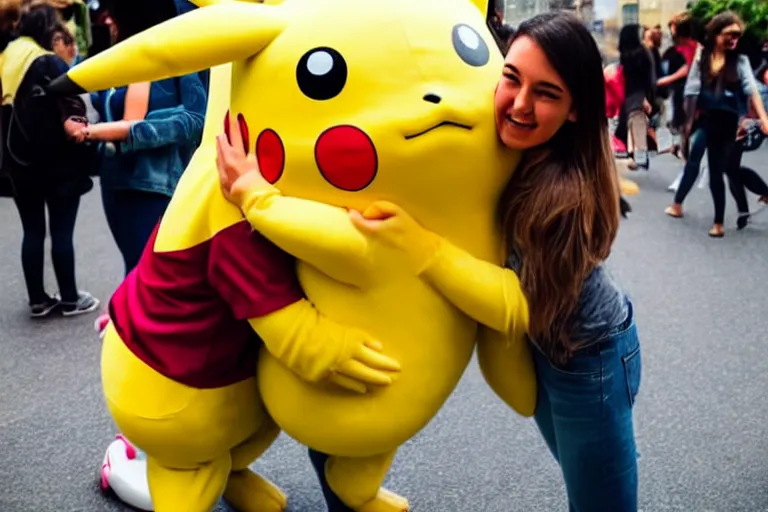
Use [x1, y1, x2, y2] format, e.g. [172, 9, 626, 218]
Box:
[665, 11, 768, 238]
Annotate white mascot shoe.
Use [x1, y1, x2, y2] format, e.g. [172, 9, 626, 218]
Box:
[100, 435, 153, 511]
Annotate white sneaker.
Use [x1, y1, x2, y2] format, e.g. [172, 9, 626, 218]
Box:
[668, 172, 682, 192]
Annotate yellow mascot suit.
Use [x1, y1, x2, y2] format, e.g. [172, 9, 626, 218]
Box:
[51, 0, 537, 510]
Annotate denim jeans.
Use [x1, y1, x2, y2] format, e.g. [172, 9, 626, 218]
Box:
[533, 300, 641, 512]
[13, 193, 81, 304]
[676, 112, 739, 224]
[101, 187, 171, 276]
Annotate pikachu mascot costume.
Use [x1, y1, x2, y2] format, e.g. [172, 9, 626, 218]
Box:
[51, 0, 537, 510]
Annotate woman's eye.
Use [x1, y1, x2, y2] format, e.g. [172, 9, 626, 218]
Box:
[504, 74, 520, 84]
[537, 90, 559, 100]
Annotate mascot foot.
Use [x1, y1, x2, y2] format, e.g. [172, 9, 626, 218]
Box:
[356, 488, 409, 512]
[223, 469, 287, 512]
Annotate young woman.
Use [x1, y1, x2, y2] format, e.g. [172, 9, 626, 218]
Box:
[1, 3, 99, 317]
[85, 0, 206, 275]
[218, 11, 639, 511]
[619, 24, 655, 169]
[665, 12, 768, 237]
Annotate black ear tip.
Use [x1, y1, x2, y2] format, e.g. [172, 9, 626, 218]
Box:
[47, 75, 87, 95]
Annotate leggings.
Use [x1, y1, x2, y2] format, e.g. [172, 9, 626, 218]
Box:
[675, 113, 739, 225]
[726, 143, 768, 214]
[101, 188, 171, 276]
[12, 193, 81, 304]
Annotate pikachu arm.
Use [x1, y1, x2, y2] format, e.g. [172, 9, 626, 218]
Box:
[234, 183, 373, 287]
[421, 238, 529, 338]
[248, 300, 361, 383]
[476, 326, 537, 417]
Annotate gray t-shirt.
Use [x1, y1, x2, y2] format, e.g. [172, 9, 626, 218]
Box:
[507, 253, 628, 347]
[684, 51, 757, 116]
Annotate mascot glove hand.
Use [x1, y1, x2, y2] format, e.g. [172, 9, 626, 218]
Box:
[326, 330, 402, 394]
[349, 201, 442, 275]
[256, 301, 401, 394]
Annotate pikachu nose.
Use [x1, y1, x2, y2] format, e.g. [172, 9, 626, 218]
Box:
[423, 93, 442, 104]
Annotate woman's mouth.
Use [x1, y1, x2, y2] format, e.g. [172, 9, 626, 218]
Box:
[505, 114, 537, 130]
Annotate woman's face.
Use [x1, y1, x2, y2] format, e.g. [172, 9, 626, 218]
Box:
[494, 35, 576, 150]
[52, 32, 76, 66]
[716, 23, 742, 51]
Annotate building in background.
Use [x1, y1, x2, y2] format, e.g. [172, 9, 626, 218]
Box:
[504, 0, 595, 26]
[618, 0, 690, 28]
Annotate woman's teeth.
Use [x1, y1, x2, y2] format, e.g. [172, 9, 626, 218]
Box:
[506, 115, 536, 129]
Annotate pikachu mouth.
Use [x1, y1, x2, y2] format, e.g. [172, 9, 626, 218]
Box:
[404, 121, 472, 140]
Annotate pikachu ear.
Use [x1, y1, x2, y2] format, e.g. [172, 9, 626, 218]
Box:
[49, 2, 287, 94]
[469, 0, 491, 16]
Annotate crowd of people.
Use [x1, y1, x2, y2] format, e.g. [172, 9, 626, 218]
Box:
[607, 11, 768, 237]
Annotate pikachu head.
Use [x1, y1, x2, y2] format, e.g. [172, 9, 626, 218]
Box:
[52, 0, 520, 240]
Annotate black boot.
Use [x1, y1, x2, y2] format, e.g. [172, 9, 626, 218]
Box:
[308, 448, 355, 512]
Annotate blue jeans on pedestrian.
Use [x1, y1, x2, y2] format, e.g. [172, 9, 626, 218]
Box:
[101, 188, 171, 276]
[533, 300, 641, 512]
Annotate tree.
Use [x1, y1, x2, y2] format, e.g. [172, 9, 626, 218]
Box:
[687, 0, 768, 65]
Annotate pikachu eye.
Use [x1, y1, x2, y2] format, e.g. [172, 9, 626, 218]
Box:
[452, 24, 489, 67]
[297, 47, 348, 101]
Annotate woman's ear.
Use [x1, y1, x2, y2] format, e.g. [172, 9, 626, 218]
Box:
[568, 109, 578, 123]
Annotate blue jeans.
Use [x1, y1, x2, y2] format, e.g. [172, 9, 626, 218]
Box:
[101, 188, 170, 276]
[533, 301, 641, 512]
[676, 112, 739, 224]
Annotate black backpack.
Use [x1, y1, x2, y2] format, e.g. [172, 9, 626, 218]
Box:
[6, 55, 77, 169]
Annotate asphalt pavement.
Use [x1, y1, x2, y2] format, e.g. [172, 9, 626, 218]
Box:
[1, 149, 767, 512]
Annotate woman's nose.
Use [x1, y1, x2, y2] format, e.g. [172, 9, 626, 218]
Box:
[513, 89, 533, 113]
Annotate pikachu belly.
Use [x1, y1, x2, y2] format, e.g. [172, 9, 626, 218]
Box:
[257, 264, 477, 458]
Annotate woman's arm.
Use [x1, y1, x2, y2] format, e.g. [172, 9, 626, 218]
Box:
[119, 75, 207, 152]
[123, 82, 150, 120]
[657, 64, 689, 88]
[83, 82, 150, 142]
[739, 56, 768, 134]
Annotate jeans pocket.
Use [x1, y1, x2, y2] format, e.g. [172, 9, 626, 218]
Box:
[622, 345, 642, 407]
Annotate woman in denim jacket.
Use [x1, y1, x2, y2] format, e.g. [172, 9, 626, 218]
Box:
[80, 0, 206, 275]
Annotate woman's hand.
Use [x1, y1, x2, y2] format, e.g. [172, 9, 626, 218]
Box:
[63, 117, 87, 143]
[761, 118, 768, 136]
[216, 113, 272, 205]
[349, 201, 441, 274]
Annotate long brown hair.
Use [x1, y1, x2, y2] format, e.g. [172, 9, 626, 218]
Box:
[701, 11, 743, 92]
[498, 12, 620, 364]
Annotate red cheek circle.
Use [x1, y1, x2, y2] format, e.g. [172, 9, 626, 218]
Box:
[255, 129, 285, 184]
[315, 125, 378, 192]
